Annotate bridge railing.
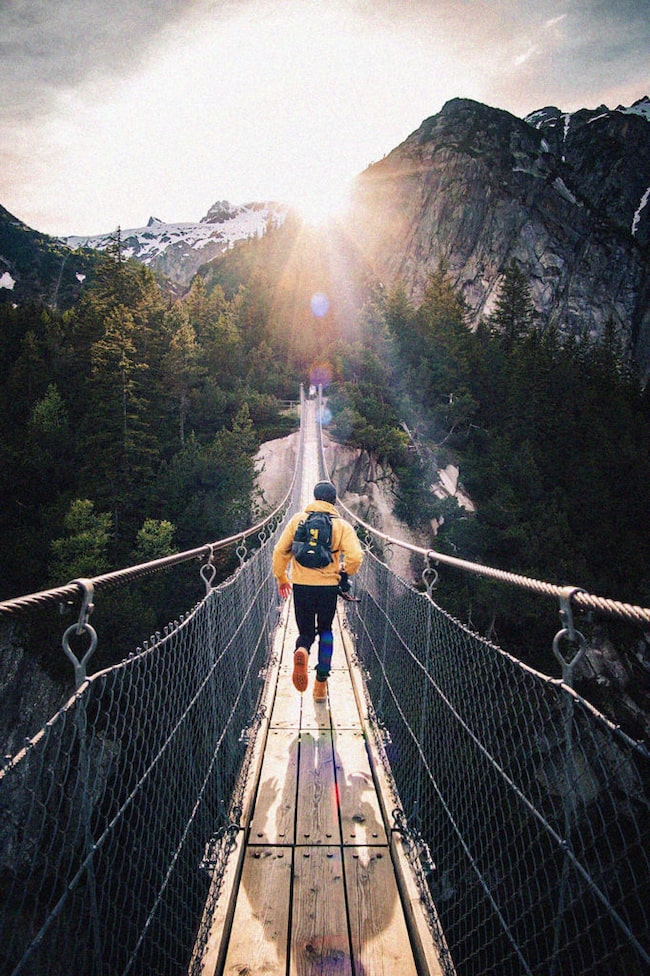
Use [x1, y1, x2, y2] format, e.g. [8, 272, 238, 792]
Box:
[315, 390, 650, 976]
[0, 390, 305, 976]
[351, 548, 649, 976]
[2, 385, 649, 976]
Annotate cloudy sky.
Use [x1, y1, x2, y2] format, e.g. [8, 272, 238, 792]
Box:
[1, 0, 648, 236]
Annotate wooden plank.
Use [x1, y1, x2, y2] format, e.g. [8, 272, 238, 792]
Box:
[295, 730, 340, 844]
[389, 832, 450, 976]
[222, 847, 291, 975]
[272, 668, 331, 732]
[334, 730, 387, 845]
[270, 670, 303, 728]
[290, 846, 352, 976]
[327, 669, 363, 730]
[344, 847, 419, 976]
[195, 830, 246, 976]
[249, 728, 299, 845]
[196, 615, 287, 974]
[301, 683, 332, 731]
[345, 642, 454, 976]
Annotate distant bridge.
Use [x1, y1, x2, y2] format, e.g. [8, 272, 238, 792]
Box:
[0, 388, 648, 975]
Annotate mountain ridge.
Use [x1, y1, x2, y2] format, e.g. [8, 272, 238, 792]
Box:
[348, 94, 650, 372]
[0, 204, 98, 309]
[2, 94, 648, 367]
[64, 200, 288, 285]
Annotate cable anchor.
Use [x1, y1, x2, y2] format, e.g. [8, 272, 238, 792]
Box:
[552, 586, 587, 687]
[200, 545, 217, 594]
[61, 579, 98, 689]
[235, 539, 248, 568]
[423, 552, 439, 600]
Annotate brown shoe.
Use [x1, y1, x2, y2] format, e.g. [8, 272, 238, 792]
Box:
[292, 649, 309, 693]
[313, 677, 328, 703]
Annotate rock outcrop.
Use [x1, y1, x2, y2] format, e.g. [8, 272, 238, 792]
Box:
[348, 97, 650, 372]
[0, 621, 68, 757]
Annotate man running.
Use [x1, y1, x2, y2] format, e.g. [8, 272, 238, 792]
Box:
[273, 481, 363, 701]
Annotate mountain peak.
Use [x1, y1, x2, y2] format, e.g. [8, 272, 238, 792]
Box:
[618, 95, 650, 120]
[350, 95, 650, 369]
[64, 200, 288, 286]
[525, 97, 650, 130]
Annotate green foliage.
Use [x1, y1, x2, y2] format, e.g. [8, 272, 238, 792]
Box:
[25, 384, 71, 485]
[0, 237, 300, 601]
[134, 519, 177, 562]
[379, 264, 650, 665]
[157, 407, 259, 549]
[49, 499, 112, 584]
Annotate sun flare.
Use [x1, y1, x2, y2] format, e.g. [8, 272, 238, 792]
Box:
[290, 179, 353, 228]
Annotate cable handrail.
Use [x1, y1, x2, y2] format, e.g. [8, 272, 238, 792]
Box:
[315, 389, 650, 628]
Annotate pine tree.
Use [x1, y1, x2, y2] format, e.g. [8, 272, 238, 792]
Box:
[162, 315, 203, 445]
[82, 304, 156, 540]
[26, 383, 71, 488]
[489, 260, 536, 345]
[49, 499, 112, 584]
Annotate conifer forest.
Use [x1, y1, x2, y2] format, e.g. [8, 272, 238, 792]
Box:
[1, 219, 649, 716]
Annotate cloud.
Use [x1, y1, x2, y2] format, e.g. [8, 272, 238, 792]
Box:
[514, 45, 540, 67]
[0, 0, 200, 122]
[1, 0, 648, 235]
[545, 14, 568, 29]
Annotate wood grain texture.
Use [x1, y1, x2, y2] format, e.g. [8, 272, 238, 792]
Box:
[249, 728, 299, 845]
[300, 684, 333, 732]
[296, 730, 340, 845]
[327, 669, 363, 730]
[270, 670, 303, 729]
[290, 846, 352, 976]
[334, 730, 387, 846]
[344, 847, 419, 976]
[223, 847, 291, 975]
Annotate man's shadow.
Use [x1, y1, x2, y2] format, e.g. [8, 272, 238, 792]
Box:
[239, 728, 400, 974]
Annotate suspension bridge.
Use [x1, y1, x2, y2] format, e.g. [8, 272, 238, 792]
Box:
[0, 388, 648, 976]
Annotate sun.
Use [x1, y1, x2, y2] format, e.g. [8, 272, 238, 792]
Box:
[290, 178, 353, 228]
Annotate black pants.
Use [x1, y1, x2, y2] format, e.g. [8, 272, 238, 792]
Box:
[293, 584, 338, 678]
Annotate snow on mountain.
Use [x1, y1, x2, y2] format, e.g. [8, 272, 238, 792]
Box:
[525, 96, 649, 130]
[617, 95, 650, 121]
[64, 200, 288, 285]
[524, 106, 564, 129]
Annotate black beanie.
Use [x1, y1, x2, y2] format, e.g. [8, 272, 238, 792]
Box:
[313, 481, 336, 504]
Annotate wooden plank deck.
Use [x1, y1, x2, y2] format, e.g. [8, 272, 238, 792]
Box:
[198, 599, 448, 976]
[196, 397, 450, 974]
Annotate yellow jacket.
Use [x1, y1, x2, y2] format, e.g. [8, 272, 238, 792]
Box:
[273, 500, 363, 587]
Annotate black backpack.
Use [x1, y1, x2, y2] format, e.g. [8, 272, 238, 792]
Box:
[292, 511, 333, 568]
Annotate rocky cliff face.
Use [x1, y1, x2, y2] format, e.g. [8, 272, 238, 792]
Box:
[348, 97, 650, 371]
[526, 98, 650, 249]
[0, 622, 68, 757]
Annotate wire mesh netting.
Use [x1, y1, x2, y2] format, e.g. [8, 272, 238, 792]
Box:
[3, 385, 649, 976]
[0, 527, 288, 976]
[350, 546, 650, 976]
[0, 395, 308, 976]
